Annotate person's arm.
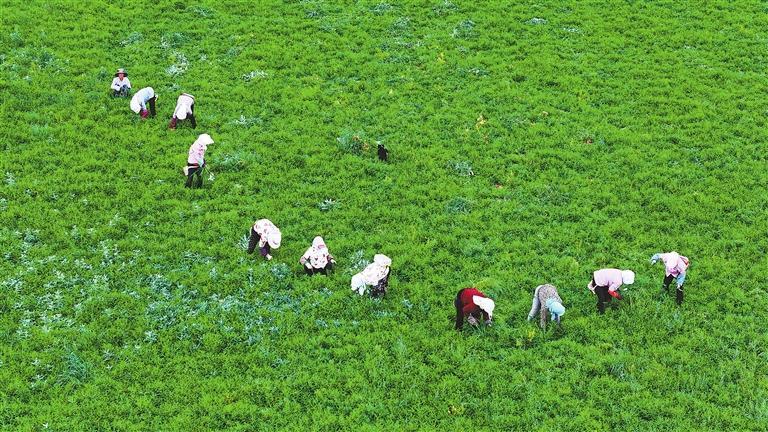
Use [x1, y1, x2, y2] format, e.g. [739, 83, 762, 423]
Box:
[527, 287, 541, 321]
[111, 78, 120, 91]
[299, 248, 310, 265]
[540, 305, 547, 328]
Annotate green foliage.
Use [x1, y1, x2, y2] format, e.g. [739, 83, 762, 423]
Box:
[1, 1, 767, 430]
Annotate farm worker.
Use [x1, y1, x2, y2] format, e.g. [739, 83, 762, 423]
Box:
[650, 251, 689, 305]
[454, 287, 494, 330]
[351, 254, 391, 297]
[587, 268, 635, 314]
[248, 219, 282, 260]
[130, 86, 157, 119]
[169, 93, 196, 129]
[527, 284, 565, 329]
[110, 68, 131, 97]
[184, 133, 213, 188]
[300, 236, 336, 275]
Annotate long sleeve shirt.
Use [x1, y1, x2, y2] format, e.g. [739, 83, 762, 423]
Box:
[458, 288, 490, 320]
[592, 268, 624, 292]
[130, 87, 155, 113]
[111, 77, 132, 91]
[659, 253, 689, 277]
[187, 140, 208, 166]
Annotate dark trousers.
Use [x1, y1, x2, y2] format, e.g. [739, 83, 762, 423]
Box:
[185, 164, 203, 188]
[595, 285, 611, 314]
[663, 274, 684, 305]
[247, 228, 270, 257]
[304, 261, 334, 276]
[113, 86, 130, 97]
[148, 96, 157, 117]
[371, 275, 389, 298]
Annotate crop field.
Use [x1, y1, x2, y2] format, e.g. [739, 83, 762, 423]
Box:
[1, 0, 768, 430]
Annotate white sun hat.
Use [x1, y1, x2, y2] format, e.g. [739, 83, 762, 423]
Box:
[472, 296, 495, 318]
[621, 270, 635, 285]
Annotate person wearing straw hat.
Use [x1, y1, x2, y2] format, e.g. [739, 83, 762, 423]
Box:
[110, 68, 132, 97]
[300, 236, 336, 275]
[351, 254, 391, 297]
[527, 284, 565, 329]
[650, 251, 689, 305]
[587, 268, 635, 314]
[169, 93, 196, 129]
[247, 219, 282, 260]
[130, 86, 157, 119]
[454, 287, 494, 330]
[184, 133, 213, 188]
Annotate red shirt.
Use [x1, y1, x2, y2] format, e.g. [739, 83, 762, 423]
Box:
[459, 288, 489, 319]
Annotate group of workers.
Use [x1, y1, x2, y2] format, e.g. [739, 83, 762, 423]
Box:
[457, 251, 689, 330]
[110, 68, 690, 332]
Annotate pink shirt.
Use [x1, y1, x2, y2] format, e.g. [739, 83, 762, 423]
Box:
[593, 268, 624, 292]
[660, 253, 689, 277]
[187, 141, 207, 165]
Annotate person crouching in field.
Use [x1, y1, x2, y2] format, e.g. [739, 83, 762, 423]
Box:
[587, 268, 635, 314]
[130, 87, 157, 119]
[111, 68, 131, 97]
[527, 284, 565, 329]
[651, 251, 689, 305]
[169, 93, 196, 129]
[351, 254, 391, 297]
[247, 219, 282, 260]
[454, 287, 495, 330]
[184, 133, 213, 188]
[300, 236, 336, 275]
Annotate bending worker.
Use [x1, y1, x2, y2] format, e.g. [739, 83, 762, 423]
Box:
[587, 268, 635, 314]
[651, 251, 689, 305]
[527, 284, 565, 329]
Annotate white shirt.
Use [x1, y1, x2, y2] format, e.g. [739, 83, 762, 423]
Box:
[111, 76, 131, 91]
[130, 87, 155, 113]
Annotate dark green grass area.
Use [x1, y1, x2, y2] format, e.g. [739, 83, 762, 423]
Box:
[1, 0, 767, 430]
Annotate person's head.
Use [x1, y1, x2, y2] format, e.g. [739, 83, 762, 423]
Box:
[472, 295, 495, 320]
[621, 270, 635, 285]
[268, 227, 282, 249]
[312, 236, 325, 249]
[374, 254, 391, 268]
[546, 299, 565, 321]
[115, 68, 127, 79]
[196, 133, 214, 146]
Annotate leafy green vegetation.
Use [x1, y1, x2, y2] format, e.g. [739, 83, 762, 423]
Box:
[1, 0, 767, 430]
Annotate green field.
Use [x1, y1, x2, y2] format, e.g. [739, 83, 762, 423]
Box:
[1, 0, 767, 430]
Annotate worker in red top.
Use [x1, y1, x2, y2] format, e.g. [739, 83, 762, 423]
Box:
[454, 287, 495, 330]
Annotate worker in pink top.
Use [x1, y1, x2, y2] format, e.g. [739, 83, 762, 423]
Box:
[651, 251, 689, 305]
[184, 133, 213, 188]
[587, 268, 635, 314]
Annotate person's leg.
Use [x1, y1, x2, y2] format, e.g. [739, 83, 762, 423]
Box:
[149, 97, 157, 117]
[662, 274, 674, 294]
[454, 291, 464, 330]
[169, 116, 177, 129]
[596, 286, 608, 314]
[260, 244, 270, 258]
[304, 266, 314, 276]
[528, 286, 541, 321]
[676, 284, 684, 305]
[247, 229, 259, 254]
[194, 169, 203, 188]
[190, 104, 197, 128]
[185, 166, 197, 188]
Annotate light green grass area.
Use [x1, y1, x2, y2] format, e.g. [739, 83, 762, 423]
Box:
[1, 1, 767, 430]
